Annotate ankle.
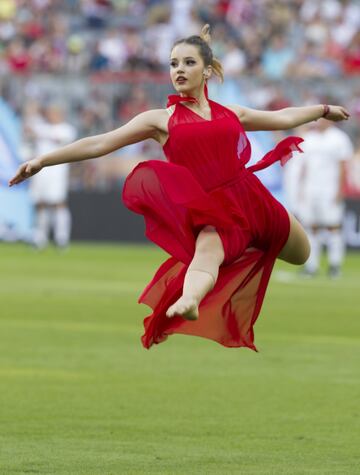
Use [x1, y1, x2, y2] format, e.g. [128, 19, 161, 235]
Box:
[179, 295, 199, 306]
[187, 268, 216, 287]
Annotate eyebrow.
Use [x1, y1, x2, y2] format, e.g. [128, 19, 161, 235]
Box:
[170, 56, 196, 61]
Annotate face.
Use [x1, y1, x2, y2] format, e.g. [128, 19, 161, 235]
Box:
[46, 105, 64, 123]
[170, 43, 211, 94]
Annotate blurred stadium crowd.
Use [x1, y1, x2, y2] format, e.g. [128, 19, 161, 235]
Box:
[0, 0, 359, 191]
[1, 0, 360, 77]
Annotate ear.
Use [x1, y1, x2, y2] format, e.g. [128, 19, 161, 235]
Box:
[203, 65, 212, 79]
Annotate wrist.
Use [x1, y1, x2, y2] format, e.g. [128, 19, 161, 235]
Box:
[322, 104, 330, 118]
[37, 156, 46, 167]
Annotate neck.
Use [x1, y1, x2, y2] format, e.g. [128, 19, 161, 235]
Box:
[179, 83, 208, 106]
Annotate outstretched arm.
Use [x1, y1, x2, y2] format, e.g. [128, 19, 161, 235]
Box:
[229, 104, 350, 131]
[9, 109, 164, 186]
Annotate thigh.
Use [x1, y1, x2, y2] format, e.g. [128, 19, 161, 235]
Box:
[277, 211, 310, 265]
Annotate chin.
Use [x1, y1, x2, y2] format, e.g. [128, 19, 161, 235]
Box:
[174, 85, 191, 94]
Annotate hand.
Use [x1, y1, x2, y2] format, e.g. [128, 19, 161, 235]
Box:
[8, 158, 43, 187]
[324, 105, 350, 122]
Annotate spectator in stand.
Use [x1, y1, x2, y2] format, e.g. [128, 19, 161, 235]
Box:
[303, 12, 329, 46]
[5, 37, 32, 74]
[117, 86, 152, 122]
[289, 40, 341, 78]
[261, 34, 295, 79]
[67, 34, 88, 73]
[222, 38, 246, 77]
[171, 1, 202, 38]
[0, 0, 16, 21]
[343, 31, 360, 75]
[330, 8, 357, 50]
[145, 3, 175, 66]
[1, 0, 359, 78]
[89, 40, 109, 72]
[97, 27, 127, 71]
[81, 0, 113, 29]
[300, 0, 342, 25]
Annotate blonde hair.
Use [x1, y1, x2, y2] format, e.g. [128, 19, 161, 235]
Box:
[172, 24, 224, 82]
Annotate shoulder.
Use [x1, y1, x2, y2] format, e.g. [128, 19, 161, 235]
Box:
[136, 108, 168, 122]
[137, 108, 169, 129]
[224, 103, 245, 119]
[223, 103, 275, 131]
[131, 108, 170, 144]
[124, 109, 169, 135]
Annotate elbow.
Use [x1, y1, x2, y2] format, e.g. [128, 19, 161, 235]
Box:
[285, 120, 296, 130]
[81, 135, 107, 158]
[93, 141, 107, 158]
[279, 113, 295, 130]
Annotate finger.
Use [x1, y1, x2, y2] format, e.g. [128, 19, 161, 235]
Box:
[9, 166, 29, 186]
[8, 174, 23, 186]
[10, 169, 27, 186]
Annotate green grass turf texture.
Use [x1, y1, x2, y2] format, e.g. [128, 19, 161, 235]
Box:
[0, 242, 359, 475]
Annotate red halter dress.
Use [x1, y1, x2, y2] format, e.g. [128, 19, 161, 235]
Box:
[123, 92, 303, 350]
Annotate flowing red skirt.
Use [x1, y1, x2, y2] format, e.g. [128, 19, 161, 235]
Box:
[123, 153, 294, 350]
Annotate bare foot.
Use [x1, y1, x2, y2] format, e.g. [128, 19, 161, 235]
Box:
[166, 296, 199, 321]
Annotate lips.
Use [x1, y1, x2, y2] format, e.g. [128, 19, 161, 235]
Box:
[176, 76, 187, 83]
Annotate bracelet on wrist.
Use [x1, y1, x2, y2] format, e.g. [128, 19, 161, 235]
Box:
[322, 104, 330, 118]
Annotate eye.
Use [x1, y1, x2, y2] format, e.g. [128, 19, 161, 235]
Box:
[170, 61, 177, 67]
[186, 60, 196, 65]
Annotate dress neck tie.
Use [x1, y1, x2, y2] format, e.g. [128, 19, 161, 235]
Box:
[166, 83, 209, 108]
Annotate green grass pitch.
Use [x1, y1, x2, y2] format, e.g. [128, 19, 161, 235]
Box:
[0, 242, 359, 475]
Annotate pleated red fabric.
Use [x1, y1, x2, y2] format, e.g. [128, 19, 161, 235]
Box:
[122, 95, 303, 350]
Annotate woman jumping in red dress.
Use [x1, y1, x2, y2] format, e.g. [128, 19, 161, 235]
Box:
[10, 25, 350, 350]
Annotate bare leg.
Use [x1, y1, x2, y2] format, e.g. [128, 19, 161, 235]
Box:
[53, 203, 71, 248]
[33, 203, 50, 249]
[326, 225, 344, 277]
[304, 225, 321, 274]
[278, 211, 311, 265]
[166, 226, 225, 320]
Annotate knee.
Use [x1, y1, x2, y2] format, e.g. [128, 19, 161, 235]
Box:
[195, 230, 225, 264]
[279, 233, 311, 266]
[293, 251, 310, 266]
[195, 244, 224, 265]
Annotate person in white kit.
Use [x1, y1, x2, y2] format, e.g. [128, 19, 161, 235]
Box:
[298, 119, 354, 277]
[29, 104, 77, 248]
